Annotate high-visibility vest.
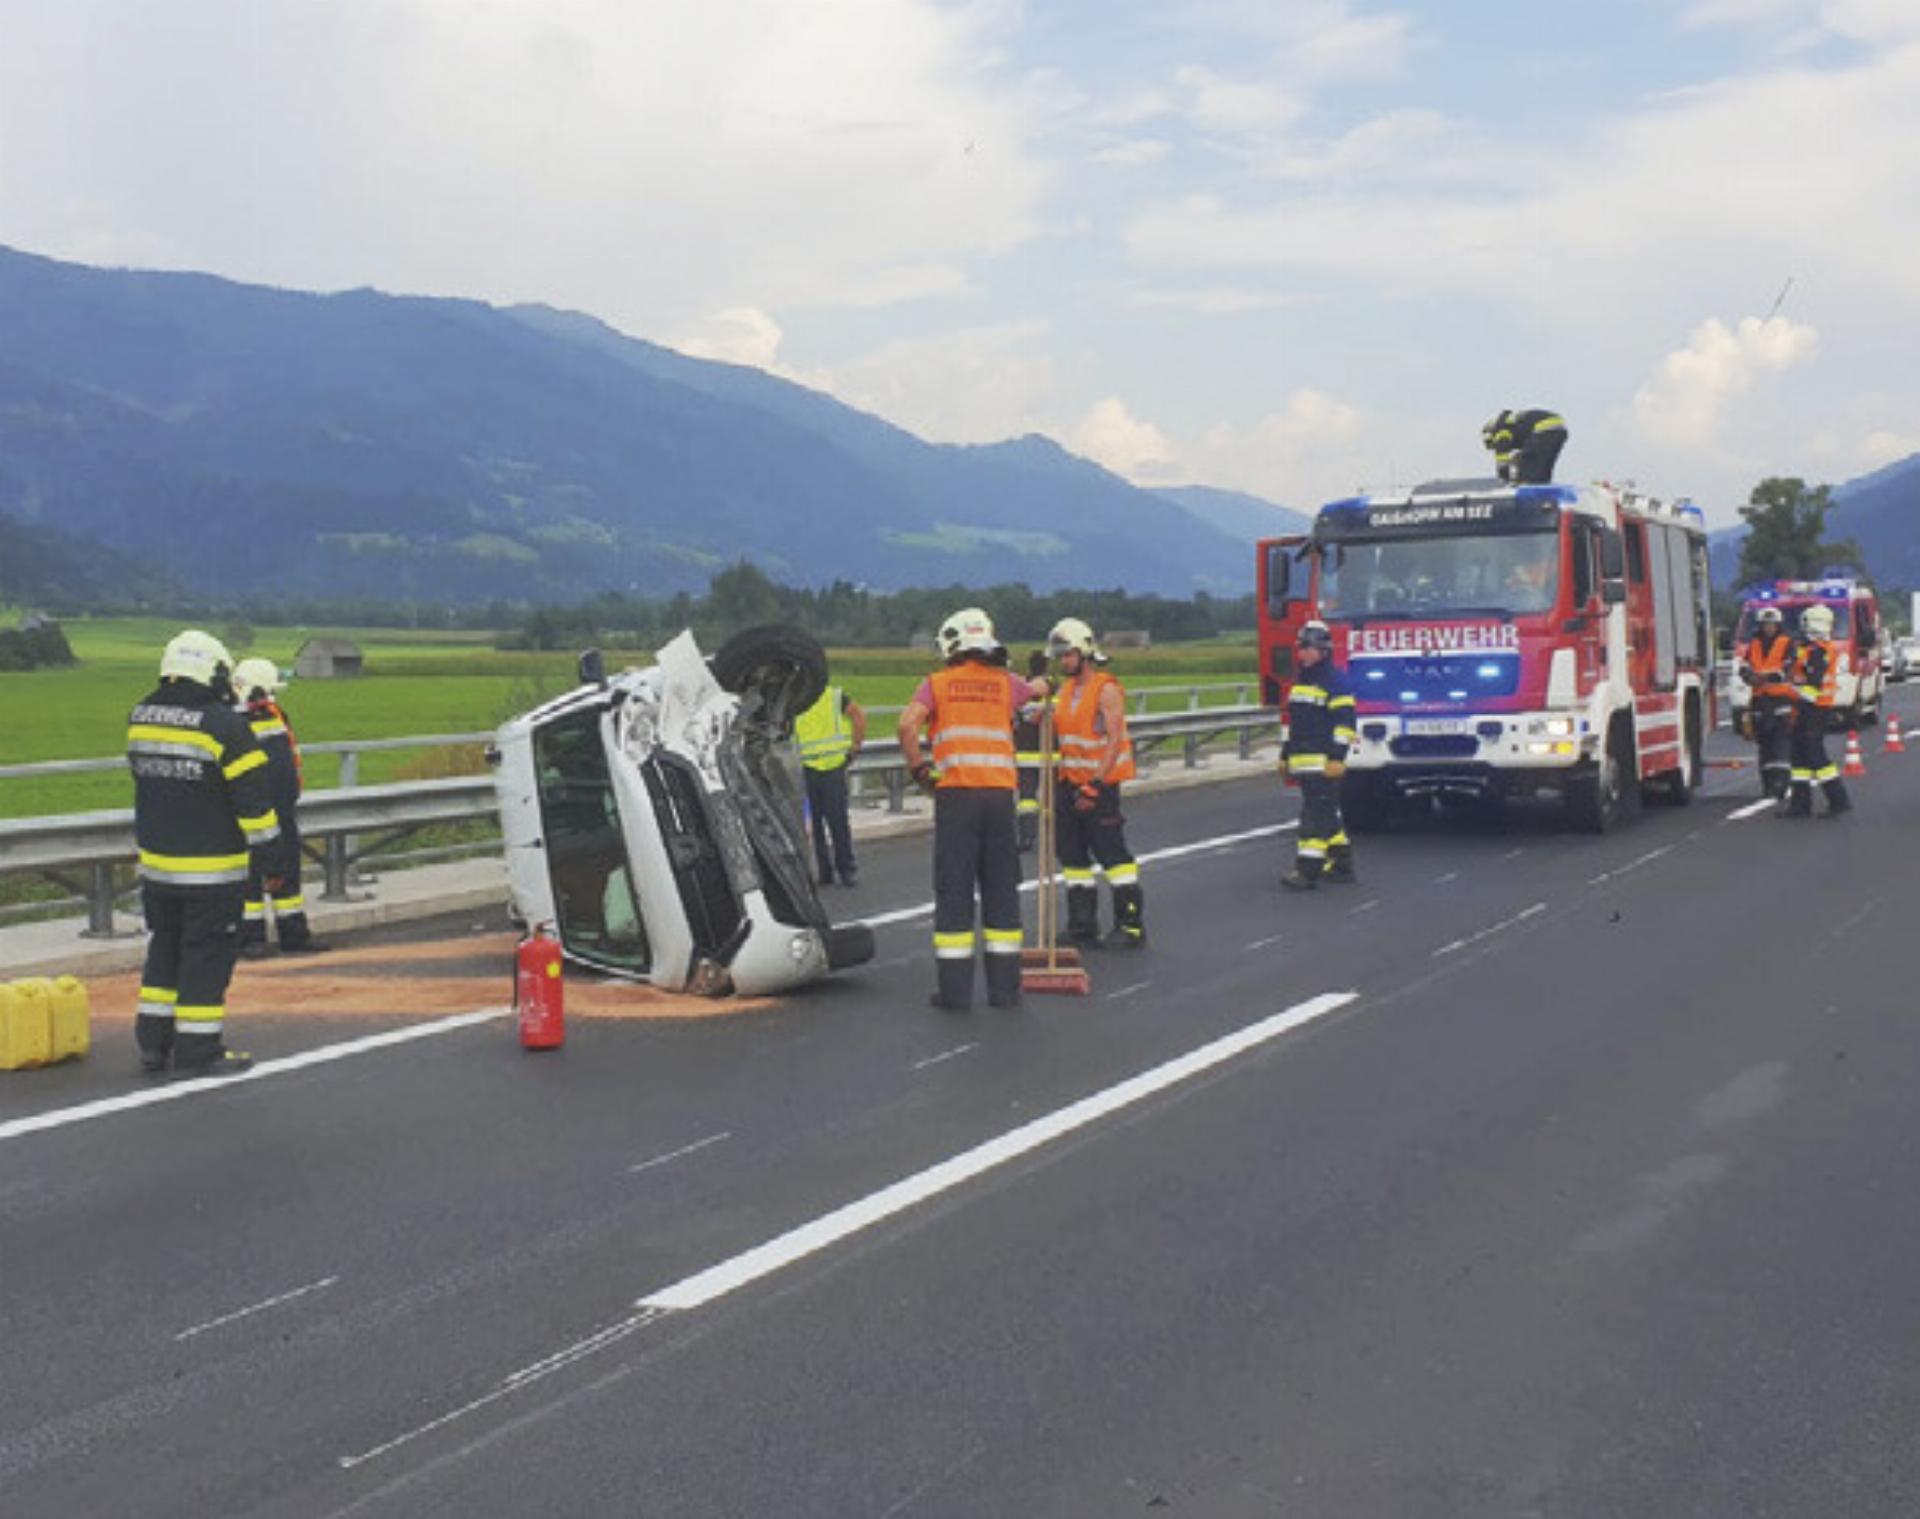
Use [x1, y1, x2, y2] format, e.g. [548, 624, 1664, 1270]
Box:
[794, 686, 853, 771]
[1743, 634, 1794, 700]
[1055, 671, 1135, 785]
[928, 664, 1018, 789]
[1792, 640, 1838, 707]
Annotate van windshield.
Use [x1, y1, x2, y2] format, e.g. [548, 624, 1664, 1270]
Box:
[1320, 533, 1559, 619]
[533, 709, 650, 972]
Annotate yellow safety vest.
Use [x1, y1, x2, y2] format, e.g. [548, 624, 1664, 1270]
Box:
[794, 687, 854, 771]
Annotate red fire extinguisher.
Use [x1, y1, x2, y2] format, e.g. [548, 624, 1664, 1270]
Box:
[516, 926, 565, 1050]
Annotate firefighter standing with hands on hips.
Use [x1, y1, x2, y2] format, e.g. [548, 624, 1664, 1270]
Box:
[1280, 620, 1359, 890]
[127, 631, 291, 1077]
[233, 658, 329, 955]
[898, 608, 1045, 1011]
[1740, 606, 1796, 801]
[1779, 602, 1853, 819]
[1048, 617, 1145, 948]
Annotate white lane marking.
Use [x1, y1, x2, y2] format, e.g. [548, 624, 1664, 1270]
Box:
[1432, 902, 1547, 959]
[858, 822, 1298, 929]
[1587, 844, 1674, 887]
[1244, 934, 1284, 952]
[175, 1275, 339, 1342]
[910, 1043, 978, 1072]
[1434, 872, 1460, 884]
[638, 990, 1359, 1312]
[1725, 798, 1776, 822]
[0, 1009, 509, 1146]
[338, 1309, 664, 1470]
[1351, 899, 1380, 914]
[626, 1131, 731, 1175]
[1105, 980, 1152, 1002]
[1502, 848, 1526, 860]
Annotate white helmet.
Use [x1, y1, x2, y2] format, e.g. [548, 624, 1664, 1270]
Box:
[936, 606, 1000, 660]
[1756, 606, 1783, 626]
[158, 630, 235, 690]
[1801, 604, 1835, 639]
[232, 657, 283, 702]
[1047, 617, 1097, 660]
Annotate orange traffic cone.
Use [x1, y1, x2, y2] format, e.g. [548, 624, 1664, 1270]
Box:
[1842, 730, 1867, 778]
[1886, 719, 1906, 755]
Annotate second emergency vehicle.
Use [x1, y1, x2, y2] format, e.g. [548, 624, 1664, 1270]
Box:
[1728, 579, 1884, 733]
[1259, 478, 1715, 832]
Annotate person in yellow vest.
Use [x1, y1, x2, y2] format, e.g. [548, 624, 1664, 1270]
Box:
[793, 682, 867, 886]
[1048, 617, 1144, 949]
[898, 607, 1044, 1010]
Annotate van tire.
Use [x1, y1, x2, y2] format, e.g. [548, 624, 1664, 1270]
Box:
[709, 625, 830, 723]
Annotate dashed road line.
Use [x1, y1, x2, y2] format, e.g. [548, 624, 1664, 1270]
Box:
[1725, 798, 1776, 821]
[626, 1132, 731, 1175]
[1588, 845, 1674, 887]
[175, 1275, 339, 1342]
[637, 990, 1359, 1312]
[1433, 871, 1460, 884]
[1105, 980, 1152, 1002]
[910, 1043, 978, 1072]
[1244, 934, 1284, 952]
[1432, 903, 1547, 959]
[1350, 899, 1380, 914]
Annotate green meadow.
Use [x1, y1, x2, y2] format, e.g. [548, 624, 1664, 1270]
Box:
[0, 620, 1257, 819]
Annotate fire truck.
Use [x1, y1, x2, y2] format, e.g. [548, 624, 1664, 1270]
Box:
[1258, 477, 1715, 832]
[1728, 578, 1885, 734]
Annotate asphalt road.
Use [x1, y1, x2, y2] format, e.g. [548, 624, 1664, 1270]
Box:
[4, 693, 1918, 1518]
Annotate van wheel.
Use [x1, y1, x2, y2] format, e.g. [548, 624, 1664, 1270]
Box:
[709, 625, 829, 726]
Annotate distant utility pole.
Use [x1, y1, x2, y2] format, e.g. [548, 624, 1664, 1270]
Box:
[1765, 276, 1795, 322]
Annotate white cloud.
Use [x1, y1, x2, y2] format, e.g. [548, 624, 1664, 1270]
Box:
[1178, 1, 1412, 80]
[1192, 387, 1373, 502]
[0, 0, 1046, 335]
[1631, 315, 1820, 449]
[1116, 283, 1307, 314]
[1682, 0, 1920, 41]
[678, 306, 786, 370]
[1068, 397, 1179, 480]
[813, 321, 1064, 445]
[1861, 429, 1920, 466]
[1173, 65, 1306, 135]
[1092, 138, 1172, 169]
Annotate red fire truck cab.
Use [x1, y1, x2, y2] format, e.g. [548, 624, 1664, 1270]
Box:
[1258, 478, 1715, 832]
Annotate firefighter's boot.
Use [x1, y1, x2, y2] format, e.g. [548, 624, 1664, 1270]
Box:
[1323, 845, 1357, 884]
[1104, 883, 1146, 949]
[931, 951, 975, 1012]
[1821, 778, 1853, 817]
[1065, 885, 1102, 949]
[1280, 861, 1322, 892]
[984, 949, 1023, 1008]
[1777, 784, 1813, 819]
[173, 1048, 254, 1080]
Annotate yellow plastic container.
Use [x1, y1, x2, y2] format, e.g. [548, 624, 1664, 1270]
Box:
[0, 980, 53, 1071]
[47, 977, 91, 1063]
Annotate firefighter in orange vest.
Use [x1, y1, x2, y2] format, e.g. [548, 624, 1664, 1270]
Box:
[899, 608, 1045, 1010]
[1779, 602, 1852, 819]
[1740, 605, 1796, 800]
[1048, 618, 1145, 949]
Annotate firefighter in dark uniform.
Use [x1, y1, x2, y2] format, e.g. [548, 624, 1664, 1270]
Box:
[1013, 648, 1049, 853]
[1482, 408, 1568, 483]
[898, 607, 1042, 1010]
[1280, 621, 1359, 890]
[1779, 602, 1853, 819]
[1048, 618, 1145, 948]
[128, 631, 290, 1076]
[233, 658, 328, 955]
[1739, 606, 1797, 800]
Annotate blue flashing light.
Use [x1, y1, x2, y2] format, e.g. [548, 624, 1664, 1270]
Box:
[1366, 669, 1386, 681]
[1400, 690, 1419, 703]
[1476, 662, 1503, 679]
[1511, 484, 1579, 505]
[1448, 689, 1468, 700]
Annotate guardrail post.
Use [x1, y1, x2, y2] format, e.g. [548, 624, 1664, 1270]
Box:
[886, 767, 906, 814]
[79, 863, 120, 938]
[323, 832, 351, 901]
[1135, 690, 1150, 716]
[1188, 686, 1202, 711]
[1184, 734, 1201, 768]
[1238, 725, 1254, 760]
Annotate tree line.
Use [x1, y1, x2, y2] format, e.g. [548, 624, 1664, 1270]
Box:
[500, 562, 1257, 651]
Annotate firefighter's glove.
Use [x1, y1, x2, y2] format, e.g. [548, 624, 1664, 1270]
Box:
[1324, 760, 1347, 779]
[910, 761, 938, 796]
[1073, 783, 1101, 814]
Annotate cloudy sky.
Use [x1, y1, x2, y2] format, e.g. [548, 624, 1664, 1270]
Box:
[3, 0, 1917, 523]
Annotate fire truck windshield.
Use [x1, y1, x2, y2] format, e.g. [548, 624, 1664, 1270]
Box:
[1319, 533, 1559, 620]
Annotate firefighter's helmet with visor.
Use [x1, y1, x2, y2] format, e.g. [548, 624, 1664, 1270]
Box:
[159, 630, 235, 691]
[1800, 604, 1835, 639]
[231, 658, 284, 702]
[936, 607, 1001, 660]
[1047, 617, 1097, 661]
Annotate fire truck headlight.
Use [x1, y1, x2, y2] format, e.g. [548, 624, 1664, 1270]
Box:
[1543, 717, 1575, 737]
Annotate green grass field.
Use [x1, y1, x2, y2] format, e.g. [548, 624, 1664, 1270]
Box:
[0, 619, 1257, 819]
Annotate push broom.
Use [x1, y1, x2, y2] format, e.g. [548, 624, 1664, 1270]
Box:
[1021, 704, 1091, 996]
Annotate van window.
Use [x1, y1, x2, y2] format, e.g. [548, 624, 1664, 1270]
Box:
[1625, 523, 1647, 583]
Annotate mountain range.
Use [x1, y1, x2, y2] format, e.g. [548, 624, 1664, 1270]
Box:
[0, 246, 1292, 608]
[1706, 454, 1920, 591]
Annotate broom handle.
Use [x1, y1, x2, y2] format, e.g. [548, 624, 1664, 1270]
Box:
[1039, 703, 1058, 971]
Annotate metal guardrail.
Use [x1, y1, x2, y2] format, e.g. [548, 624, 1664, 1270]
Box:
[0, 702, 1278, 940]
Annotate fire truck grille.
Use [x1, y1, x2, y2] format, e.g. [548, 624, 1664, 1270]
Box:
[1388, 734, 1481, 759]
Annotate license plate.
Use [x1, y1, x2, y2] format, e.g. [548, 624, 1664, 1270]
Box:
[1404, 718, 1470, 736]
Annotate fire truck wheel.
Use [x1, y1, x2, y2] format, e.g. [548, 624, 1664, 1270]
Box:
[1567, 720, 1632, 833]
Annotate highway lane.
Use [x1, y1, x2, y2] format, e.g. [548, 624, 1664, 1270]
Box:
[2, 693, 1917, 1517]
